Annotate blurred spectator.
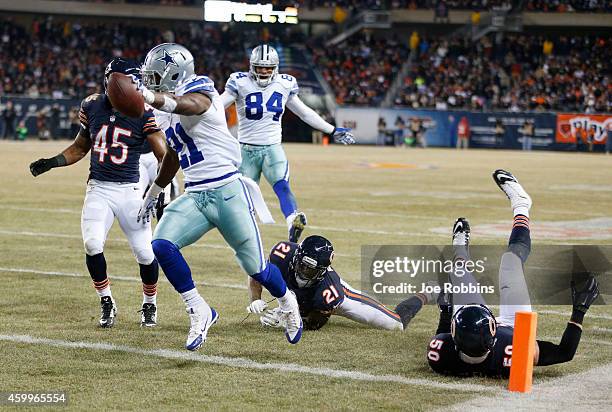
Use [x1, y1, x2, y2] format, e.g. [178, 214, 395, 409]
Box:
[434, 1, 450, 23]
[409, 31, 419, 51]
[377, 116, 388, 145]
[2, 100, 16, 139]
[494, 118, 506, 146]
[519, 119, 535, 150]
[456, 116, 470, 149]
[16, 120, 28, 141]
[394, 115, 406, 146]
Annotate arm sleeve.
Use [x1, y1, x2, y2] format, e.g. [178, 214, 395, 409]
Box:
[286, 95, 335, 134]
[536, 322, 583, 366]
[142, 109, 161, 136]
[220, 91, 237, 109]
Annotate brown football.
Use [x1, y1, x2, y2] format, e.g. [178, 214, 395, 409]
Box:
[107, 72, 144, 118]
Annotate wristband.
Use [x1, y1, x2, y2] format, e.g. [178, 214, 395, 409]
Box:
[49, 154, 67, 168]
[160, 95, 178, 113]
[142, 88, 156, 105]
[148, 183, 164, 198]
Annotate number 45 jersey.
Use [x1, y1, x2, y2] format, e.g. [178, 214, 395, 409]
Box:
[225, 72, 299, 146]
[164, 75, 242, 191]
[79, 93, 160, 183]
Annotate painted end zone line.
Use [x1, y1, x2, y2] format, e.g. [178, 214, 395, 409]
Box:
[0, 334, 500, 394]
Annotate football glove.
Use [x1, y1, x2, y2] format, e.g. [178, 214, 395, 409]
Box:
[131, 75, 155, 104]
[571, 275, 599, 314]
[137, 183, 163, 224]
[260, 308, 285, 328]
[331, 127, 356, 145]
[29, 158, 54, 177]
[246, 299, 268, 314]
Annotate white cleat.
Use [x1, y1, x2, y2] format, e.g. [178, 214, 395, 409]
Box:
[278, 292, 303, 344]
[185, 305, 218, 351]
[492, 169, 532, 211]
[452, 218, 470, 247]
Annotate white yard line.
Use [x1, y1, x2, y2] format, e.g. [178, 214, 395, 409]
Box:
[0, 334, 500, 394]
[443, 362, 612, 411]
[0, 267, 247, 290]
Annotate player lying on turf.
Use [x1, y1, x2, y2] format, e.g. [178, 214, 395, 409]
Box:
[220, 45, 356, 243]
[427, 169, 600, 377]
[247, 235, 436, 331]
[29, 58, 166, 328]
[136, 43, 303, 350]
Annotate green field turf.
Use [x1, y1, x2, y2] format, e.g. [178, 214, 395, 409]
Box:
[0, 140, 610, 411]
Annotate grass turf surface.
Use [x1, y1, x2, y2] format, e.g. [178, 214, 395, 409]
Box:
[0, 141, 610, 410]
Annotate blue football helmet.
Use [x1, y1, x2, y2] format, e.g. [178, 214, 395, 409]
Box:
[292, 235, 334, 288]
[103, 57, 141, 92]
[451, 304, 497, 357]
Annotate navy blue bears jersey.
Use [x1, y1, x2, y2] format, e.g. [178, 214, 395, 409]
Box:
[79, 94, 160, 183]
[269, 241, 345, 315]
[427, 326, 515, 377]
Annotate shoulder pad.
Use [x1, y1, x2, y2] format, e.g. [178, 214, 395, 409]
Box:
[81, 93, 101, 108]
[176, 75, 216, 96]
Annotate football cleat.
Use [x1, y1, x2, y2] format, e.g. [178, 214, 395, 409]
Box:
[288, 212, 307, 243]
[185, 306, 218, 351]
[99, 296, 117, 328]
[452, 218, 470, 247]
[279, 309, 303, 344]
[571, 275, 600, 314]
[492, 169, 532, 212]
[139, 303, 157, 327]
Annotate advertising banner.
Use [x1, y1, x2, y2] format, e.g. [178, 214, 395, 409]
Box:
[556, 113, 611, 147]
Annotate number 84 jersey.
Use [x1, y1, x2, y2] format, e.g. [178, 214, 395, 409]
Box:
[225, 72, 299, 146]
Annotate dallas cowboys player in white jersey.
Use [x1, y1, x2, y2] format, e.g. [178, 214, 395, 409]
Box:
[220, 45, 355, 243]
[135, 43, 303, 351]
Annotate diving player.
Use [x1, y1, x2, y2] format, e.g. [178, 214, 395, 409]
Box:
[426, 170, 600, 377]
[29, 58, 166, 328]
[220, 44, 356, 243]
[247, 235, 436, 331]
[136, 43, 303, 351]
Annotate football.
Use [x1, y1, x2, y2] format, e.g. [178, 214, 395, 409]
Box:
[106, 72, 144, 118]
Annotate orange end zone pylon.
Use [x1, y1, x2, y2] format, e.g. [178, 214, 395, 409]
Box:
[509, 311, 538, 393]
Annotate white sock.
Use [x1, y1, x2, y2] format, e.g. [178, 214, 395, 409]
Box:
[514, 206, 530, 218]
[180, 288, 207, 310]
[96, 286, 112, 299]
[143, 294, 157, 305]
[277, 289, 295, 311]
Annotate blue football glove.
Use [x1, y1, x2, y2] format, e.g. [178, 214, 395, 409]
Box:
[331, 127, 356, 145]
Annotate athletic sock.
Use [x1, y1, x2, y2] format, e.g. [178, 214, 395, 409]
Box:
[86, 253, 112, 298]
[273, 180, 297, 218]
[139, 260, 159, 305]
[180, 288, 207, 310]
[508, 214, 531, 263]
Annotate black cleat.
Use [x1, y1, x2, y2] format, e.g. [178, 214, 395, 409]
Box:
[452, 218, 470, 247]
[289, 212, 307, 243]
[99, 296, 117, 328]
[139, 303, 158, 327]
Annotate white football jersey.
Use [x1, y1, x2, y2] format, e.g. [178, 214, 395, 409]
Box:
[225, 72, 299, 145]
[164, 75, 241, 192]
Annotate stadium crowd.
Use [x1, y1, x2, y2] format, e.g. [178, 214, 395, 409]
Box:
[0, 17, 248, 98]
[311, 33, 409, 106]
[395, 34, 611, 112]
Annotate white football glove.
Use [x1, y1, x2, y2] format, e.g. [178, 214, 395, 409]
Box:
[331, 127, 356, 145]
[260, 308, 286, 329]
[246, 299, 268, 314]
[130, 75, 155, 104]
[137, 183, 163, 224]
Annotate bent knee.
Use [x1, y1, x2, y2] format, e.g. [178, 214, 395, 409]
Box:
[134, 247, 155, 265]
[84, 237, 104, 256]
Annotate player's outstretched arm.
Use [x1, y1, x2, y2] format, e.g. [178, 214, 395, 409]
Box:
[29, 130, 91, 177]
[286, 96, 355, 145]
[535, 276, 599, 366]
[139, 82, 212, 116]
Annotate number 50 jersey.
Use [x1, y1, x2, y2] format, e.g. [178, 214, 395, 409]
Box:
[225, 72, 299, 146]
